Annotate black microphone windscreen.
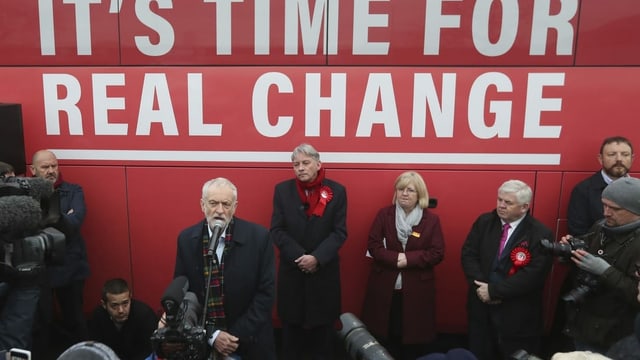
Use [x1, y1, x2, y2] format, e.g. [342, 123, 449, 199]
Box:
[26, 177, 54, 200]
[0, 196, 42, 236]
[0, 176, 54, 200]
[161, 276, 189, 315]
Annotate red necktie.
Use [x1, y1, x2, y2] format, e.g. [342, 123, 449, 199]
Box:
[498, 223, 511, 256]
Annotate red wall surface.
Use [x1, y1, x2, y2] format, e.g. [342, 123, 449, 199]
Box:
[1, 0, 640, 334]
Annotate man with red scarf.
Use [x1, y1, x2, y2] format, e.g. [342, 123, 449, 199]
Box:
[270, 143, 348, 360]
[30, 150, 90, 355]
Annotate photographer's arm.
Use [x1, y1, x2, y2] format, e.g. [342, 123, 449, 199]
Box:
[593, 255, 640, 306]
[571, 250, 610, 275]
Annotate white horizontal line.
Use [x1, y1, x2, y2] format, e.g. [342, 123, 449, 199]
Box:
[50, 149, 561, 165]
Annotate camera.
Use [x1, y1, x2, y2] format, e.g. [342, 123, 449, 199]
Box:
[0, 176, 65, 279]
[540, 237, 587, 259]
[562, 270, 600, 303]
[4, 227, 65, 279]
[540, 238, 600, 303]
[337, 313, 394, 360]
[151, 277, 207, 360]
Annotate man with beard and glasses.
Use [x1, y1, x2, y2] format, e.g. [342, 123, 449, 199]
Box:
[568, 136, 635, 237]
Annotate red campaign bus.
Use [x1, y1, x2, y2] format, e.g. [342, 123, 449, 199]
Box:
[0, 0, 639, 348]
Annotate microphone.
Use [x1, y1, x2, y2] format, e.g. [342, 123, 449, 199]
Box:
[161, 276, 189, 321]
[207, 219, 227, 257]
[25, 177, 55, 201]
[0, 195, 42, 237]
[0, 176, 54, 200]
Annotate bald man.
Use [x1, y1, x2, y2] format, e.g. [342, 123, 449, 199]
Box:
[31, 150, 90, 354]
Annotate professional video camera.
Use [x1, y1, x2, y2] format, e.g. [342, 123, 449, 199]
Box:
[0, 175, 65, 279]
[540, 238, 599, 303]
[151, 276, 207, 360]
[337, 313, 394, 360]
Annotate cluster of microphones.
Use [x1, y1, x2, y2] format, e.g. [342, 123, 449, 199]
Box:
[0, 176, 65, 279]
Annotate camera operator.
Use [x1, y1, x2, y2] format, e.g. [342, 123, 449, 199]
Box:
[0, 163, 63, 354]
[172, 178, 276, 359]
[561, 177, 640, 354]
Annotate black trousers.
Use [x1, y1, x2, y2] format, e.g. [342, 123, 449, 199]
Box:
[35, 279, 88, 355]
[281, 322, 335, 360]
[468, 308, 541, 360]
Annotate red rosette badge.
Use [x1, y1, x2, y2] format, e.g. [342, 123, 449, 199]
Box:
[508, 246, 531, 276]
[312, 185, 333, 217]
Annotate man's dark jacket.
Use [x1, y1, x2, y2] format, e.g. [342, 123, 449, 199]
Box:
[564, 225, 640, 348]
[461, 211, 553, 348]
[567, 172, 607, 236]
[88, 299, 158, 360]
[174, 217, 276, 360]
[49, 181, 91, 287]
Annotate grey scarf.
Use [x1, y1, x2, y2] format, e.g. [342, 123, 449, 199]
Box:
[395, 203, 423, 251]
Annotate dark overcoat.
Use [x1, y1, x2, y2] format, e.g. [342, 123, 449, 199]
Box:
[461, 211, 553, 353]
[270, 178, 347, 327]
[361, 205, 444, 344]
[565, 226, 640, 348]
[88, 299, 158, 360]
[174, 218, 276, 360]
[567, 171, 607, 236]
[48, 181, 91, 287]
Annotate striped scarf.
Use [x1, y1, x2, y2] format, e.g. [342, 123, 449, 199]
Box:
[202, 221, 232, 329]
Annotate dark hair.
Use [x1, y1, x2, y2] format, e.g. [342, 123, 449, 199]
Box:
[600, 136, 633, 154]
[101, 278, 130, 302]
[0, 161, 14, 177]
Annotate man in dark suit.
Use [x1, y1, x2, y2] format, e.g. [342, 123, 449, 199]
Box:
[270, 143, 348, 360]
[174, 177, 276, 359]
[461, 179, 553, 360]
[567, 136, 634, 236]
